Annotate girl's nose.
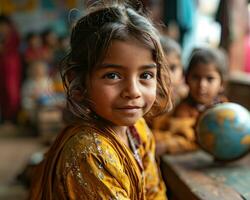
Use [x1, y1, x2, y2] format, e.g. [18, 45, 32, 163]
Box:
[199, 79, 208, 88]
[121, 79, 141, 99]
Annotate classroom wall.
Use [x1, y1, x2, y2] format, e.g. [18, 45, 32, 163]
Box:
[0, 0, 85, 37]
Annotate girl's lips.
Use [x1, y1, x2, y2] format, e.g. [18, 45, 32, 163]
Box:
[196, 92, 207, 97]
[119, 106, 141, 109]
[116, 106, 142, 114]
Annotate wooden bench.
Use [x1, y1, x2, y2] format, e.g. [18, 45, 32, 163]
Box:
[227, 72, 250, 110]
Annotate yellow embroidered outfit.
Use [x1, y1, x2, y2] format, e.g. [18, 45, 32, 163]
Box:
[29, 118, 167, 199]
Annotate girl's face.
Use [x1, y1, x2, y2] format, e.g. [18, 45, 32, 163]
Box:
[187, 63, 223, 105]
[30, 35, 42, 48]
[31, 63, 47, 79]
[88, 40, 157, 126]
[165, 52, 183, 87]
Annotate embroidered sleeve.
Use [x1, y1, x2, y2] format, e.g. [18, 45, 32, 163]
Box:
[58, 132, 131, 200]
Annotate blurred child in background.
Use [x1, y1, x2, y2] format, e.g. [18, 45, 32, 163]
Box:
[174, 47, 228, 118]
[23, 32, 47, 65]
[150, 35, 188, 155]
[41, 29, 58, 70]
[21, 61, 54, 124]
[160, 35, 188, 105]
[153, 47, 228, 156]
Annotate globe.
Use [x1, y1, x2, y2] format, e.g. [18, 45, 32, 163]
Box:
[196, 102, 250, 161]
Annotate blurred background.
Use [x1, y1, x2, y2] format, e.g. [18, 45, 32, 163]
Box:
[0, 0, 250, 199]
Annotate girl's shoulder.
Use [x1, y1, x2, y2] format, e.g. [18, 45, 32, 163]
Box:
[59, 119, 152, 165]
[59, 124, 122, 169]
[63, 119, 151, 154]
[62, 125, 116, 157]
[54, 125, 130, 198]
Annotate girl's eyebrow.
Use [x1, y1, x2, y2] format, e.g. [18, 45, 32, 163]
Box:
[98, 63, 157, 69]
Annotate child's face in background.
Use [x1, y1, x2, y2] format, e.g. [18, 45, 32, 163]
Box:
[88, 40, 157, 126]
[187, 63, 223, 105]
[165, 52, 183, 87]
[30, 35, 42, 48]
[31, 62, 47, 79]
[165, 52, 188, 103]
[44, 31, 58, 48]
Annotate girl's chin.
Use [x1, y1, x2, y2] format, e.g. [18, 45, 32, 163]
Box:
[97, 113, 144, 127]
[194, 97, 210, 105]
[111, 117, 141, 127]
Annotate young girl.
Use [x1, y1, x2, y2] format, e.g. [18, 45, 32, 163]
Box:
[160, 35, 188, 105]
[21, 61, 53, 112]
[166, 47, 228, 155]
[29, 1, 171, 199]
[152, 47, 228, 156]
[150, 35, 187, 130]
[173, 47, 228, 118]
[149, 35, 188, 155]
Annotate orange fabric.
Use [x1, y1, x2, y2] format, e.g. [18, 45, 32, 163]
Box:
[173, 95, 229, 118]
[151, 95, 228, 156]
[153, 118, 198, 155]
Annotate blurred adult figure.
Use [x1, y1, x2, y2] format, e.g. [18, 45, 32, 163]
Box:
[0, 15, 22, 123]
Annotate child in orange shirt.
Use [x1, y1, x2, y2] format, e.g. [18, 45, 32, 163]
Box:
[153, 47, 228, 155]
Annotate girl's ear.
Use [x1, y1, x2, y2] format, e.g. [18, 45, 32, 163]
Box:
[219, 83, 224, 93]
[185, 75, 190, 85]
[72, 89, 85, 102]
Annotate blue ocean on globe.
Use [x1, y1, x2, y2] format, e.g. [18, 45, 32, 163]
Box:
[196, 102, 250, 161]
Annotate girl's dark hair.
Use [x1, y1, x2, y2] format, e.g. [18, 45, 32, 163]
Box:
[186, 47, 228, 83]
[160, 35, 181, 57]
[60, 1, 171, 121]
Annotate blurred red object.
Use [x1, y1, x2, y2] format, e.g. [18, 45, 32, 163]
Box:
[0, 15, 22, 122]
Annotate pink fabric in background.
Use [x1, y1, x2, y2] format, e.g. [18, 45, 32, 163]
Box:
[0, 27, 21, 121]
[244, 35, 250, 73]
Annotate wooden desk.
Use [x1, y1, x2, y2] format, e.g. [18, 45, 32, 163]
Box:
[226, 72, 250, 110]
[161, 151, 250, 200]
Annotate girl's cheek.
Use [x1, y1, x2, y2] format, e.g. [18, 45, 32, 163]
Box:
[148, 89, 157, 102]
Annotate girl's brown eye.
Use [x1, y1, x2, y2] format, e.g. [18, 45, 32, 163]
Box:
[206, 76, 215, 82]
[169, 64, 177, 72]
[140, 72, 154, 80]
[103, 72, 121, 80]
